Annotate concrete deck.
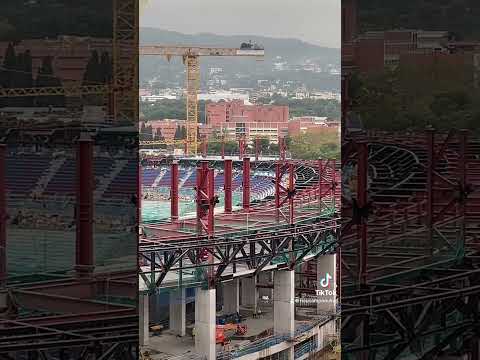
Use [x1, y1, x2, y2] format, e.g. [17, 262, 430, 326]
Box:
[141, 305, 324, 359]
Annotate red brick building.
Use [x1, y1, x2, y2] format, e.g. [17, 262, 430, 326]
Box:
[341, 1, 479, 76]
[142, 119, 186, 141]
[0, 37, 113, 83]
[206, 100, 289, 143]
[207, 100, 289, 126]
[288, 117, 340, 137]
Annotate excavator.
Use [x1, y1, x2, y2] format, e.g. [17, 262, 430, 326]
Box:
[216, 323, 247, 345]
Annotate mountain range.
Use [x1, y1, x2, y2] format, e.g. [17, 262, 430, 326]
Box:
[140, 28, 340, 91]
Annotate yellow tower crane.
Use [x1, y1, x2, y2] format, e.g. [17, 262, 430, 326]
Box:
[139, 45, 264, 155]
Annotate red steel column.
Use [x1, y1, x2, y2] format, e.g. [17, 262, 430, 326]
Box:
[139, 164, 142, 229]
[171, 161, 179, 222]
[202, 138, 208, 158]
[196, 161, 209, 235]
[224, 159, 233, 214]
[255, 137, 259, 162]
[279, 137, 286, 162]
[242, 157, 250, 211]
[331, 159, 337, 208]
[318, 159, 323, 212]
[458, 130, 468, 256]
[426, 129, 435, 256]
[221, 137, 225, 159]
[275, 162, 281, 222]
[357, 141, 368, 286]
[239, 138, 245, 160]
[288, 162, 295, 225]
[341, 76, 349, 130]
[0, 145, 6, 287]
[207, 169, 215, 236]
[207, 168, 216, 287]
[76, 135, 94, 277]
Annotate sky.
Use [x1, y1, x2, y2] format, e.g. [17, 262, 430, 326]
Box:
[140, 0, 340, 48]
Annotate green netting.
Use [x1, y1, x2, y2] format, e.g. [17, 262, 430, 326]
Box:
[142, 190, 244, 222]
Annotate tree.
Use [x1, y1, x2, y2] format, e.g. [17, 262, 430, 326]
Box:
[180, 126, 187, 140]
[0, 43, 16, 89]
[100, 52, 112, 84]
[258, 138, 270, 152]
[174, 126, 182, 140]
[288, 130, 340, 160]
[35, 56, 64, 107]
[83, 50, 102, 85]
[155, 131, 165, 141]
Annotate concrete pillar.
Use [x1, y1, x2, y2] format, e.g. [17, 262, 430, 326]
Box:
[139, 292, 149, 347]
[316, 255, 337, 314]
[241, 276, 258, 314]
[223, 279, 239, 314]
[274, 270, 295, 360]
[274, 270, 295, 336]
[195, 288, 216, 360]
[169, 288, 186, 336]
[258, 272, 273, 300]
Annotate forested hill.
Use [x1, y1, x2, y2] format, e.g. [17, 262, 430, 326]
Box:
[0, 0, 112, 40]
[140, 28, 339, 64]
[358, 0, 480, 39]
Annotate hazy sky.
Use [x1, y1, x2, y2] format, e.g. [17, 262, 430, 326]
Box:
[140, 0, 340, 48]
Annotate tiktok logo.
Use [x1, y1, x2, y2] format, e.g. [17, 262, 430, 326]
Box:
[320, 273, 333, 288]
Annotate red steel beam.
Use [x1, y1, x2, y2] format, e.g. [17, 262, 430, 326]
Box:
[0, 144, 6, 287]
[76, 135, 94, 278]
[242, 157, 250, 211]
[224, 159, 233, 214]
[171, 161, 179, 222]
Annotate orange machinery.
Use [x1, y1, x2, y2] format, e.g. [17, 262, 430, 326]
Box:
[216, 324, 247, 345]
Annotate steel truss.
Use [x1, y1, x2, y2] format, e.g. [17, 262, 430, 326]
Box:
[139, 219, 339, 292]
[0, 315, 138, 359]
[341, 130, 480, 359]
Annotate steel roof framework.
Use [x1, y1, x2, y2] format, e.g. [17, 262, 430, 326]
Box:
[341, 130, 480, 359]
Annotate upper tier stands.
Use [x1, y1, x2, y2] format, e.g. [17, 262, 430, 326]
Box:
[5, 153, 136, 201]
[6, 154, 50, 194]
[140, 165, 276, 201]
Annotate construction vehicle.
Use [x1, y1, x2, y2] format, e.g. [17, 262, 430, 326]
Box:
[216, 323, 247, 345]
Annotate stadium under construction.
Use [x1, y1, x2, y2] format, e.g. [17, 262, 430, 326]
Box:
[138, 152, 341, 360]
[341, 129, 480, 359]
